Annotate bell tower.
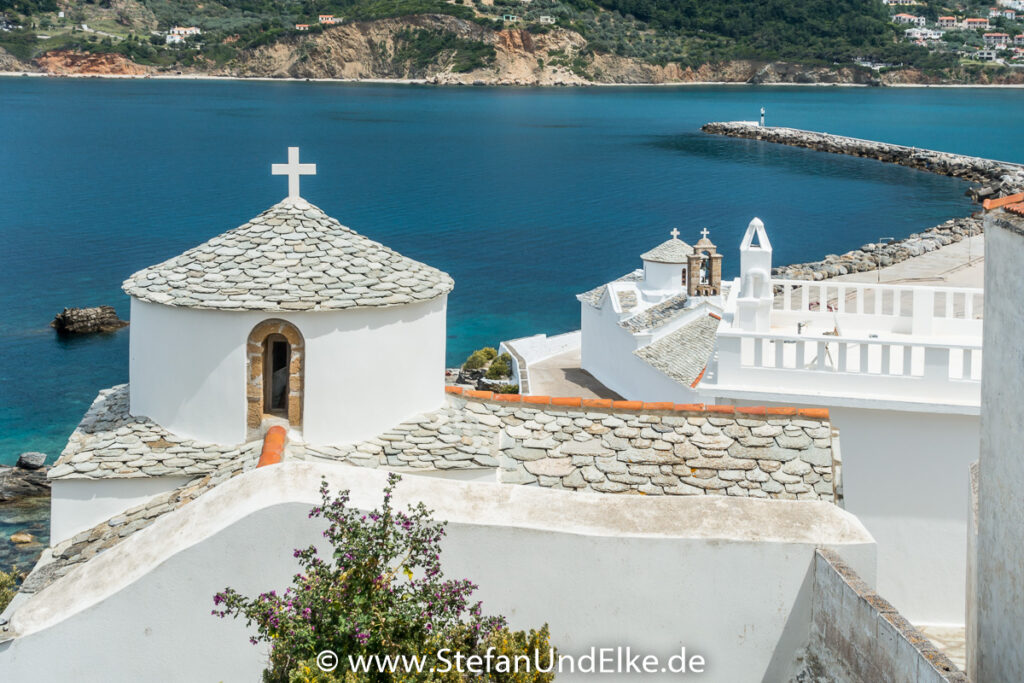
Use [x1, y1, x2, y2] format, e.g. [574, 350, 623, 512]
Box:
[686, 228, 723, 297]
[736, 217, 773, 332]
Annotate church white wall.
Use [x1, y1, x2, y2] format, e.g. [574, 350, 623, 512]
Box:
[642, 261, 685, 293]
[50, 477, 191, 544]
[128, 296, 446, 446]
[703, 395, 978, 626]
[579, 304, 702, 403]
[0, 463, 875, 683]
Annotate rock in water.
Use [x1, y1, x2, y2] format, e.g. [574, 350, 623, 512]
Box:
[16, 453, 46, 470]
[0, 465, 50, 502]
[51, 306, 128, 334]
[10, 532, 34, 545]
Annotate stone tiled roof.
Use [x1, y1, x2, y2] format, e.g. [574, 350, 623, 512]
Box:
[634, 314, 720, 387]
[641, 237, 693, 264]
[48, 385, 263, 480]
[576, 270, 642, 308]
[618, 293, 692, 333]
[122, 198, 454, 311]
[23, 454, 258, 596]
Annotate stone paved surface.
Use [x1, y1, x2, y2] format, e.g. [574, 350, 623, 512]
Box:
[48, 385, 263, 481]
[122, 198, 453, 311]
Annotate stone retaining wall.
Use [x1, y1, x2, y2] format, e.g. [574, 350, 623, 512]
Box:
[798, 548, 966, 683]
[493, 399, 834, 499]
[301, 388, 837, 501]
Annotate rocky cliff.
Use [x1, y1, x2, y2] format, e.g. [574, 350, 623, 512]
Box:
[12, 15, 1024, 85]
[34, 50, 151, 76]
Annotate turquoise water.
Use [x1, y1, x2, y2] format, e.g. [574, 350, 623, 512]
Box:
[1, 79, 1021, 466]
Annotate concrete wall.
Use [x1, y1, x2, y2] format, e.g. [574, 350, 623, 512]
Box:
[128, 297, 446, 446]
[579, 304, 702, 403]
[49, 476, 191, 544]
[0, 463, 875, 682]
[974, 214, 1024, 682]
[705, 399, 978, 626]
[806, 549, 965, 683]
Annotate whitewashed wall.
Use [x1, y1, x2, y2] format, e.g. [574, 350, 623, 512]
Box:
[1, 464, 875, 682]
[50, 477, 191, 544]
[704, 397, 978, 626]
[974, 215, 1024, 681]
[128, 296, 447, 446]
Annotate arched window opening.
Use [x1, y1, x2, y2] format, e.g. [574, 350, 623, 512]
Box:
[247, 320, 304, 438]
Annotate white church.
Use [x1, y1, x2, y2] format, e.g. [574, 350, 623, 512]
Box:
[0, 150, 1020, 682]
[573, 216, 983, 629]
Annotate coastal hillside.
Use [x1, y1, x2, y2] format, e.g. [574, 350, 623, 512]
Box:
[2, 0, 1023, 82]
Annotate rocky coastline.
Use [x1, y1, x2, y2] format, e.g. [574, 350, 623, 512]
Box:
[702, 122, 1023, 282]
[0, 455, 50, 575]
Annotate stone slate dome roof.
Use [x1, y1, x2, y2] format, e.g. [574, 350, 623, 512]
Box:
[640, 237, 693, 264]
[122, 198, 454, 311]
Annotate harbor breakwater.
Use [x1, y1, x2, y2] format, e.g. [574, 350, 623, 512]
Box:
[702, 122, 1024, 281]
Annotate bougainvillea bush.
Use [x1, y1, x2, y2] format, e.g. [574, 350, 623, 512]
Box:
[213, 473, 555, 682]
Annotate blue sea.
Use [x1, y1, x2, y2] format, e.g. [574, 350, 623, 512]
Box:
[1, 79, 1022, 469]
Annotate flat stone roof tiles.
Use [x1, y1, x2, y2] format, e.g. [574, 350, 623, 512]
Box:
[634, 313, 720, 387]
[122, 198, 454, 311]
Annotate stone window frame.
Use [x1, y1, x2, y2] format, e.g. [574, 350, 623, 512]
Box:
[247, 319, 304, 436]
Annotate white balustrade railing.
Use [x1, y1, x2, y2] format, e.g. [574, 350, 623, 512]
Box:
[714, 329, 981, 405]
[772, 279, 983, 321]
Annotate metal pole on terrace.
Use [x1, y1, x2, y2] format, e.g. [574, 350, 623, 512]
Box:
[877, 237, 894, 284]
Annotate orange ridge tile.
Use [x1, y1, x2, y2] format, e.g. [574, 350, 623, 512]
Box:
[445, 386, 463, 395]
[642, 402, 674, 411]
[465, 390, 493, 400]
[766, 407, 798, 416]
[523, 395, 550, 405]
[736, 406, 767, 416]
[492, 393, 522, 403]
[705, 405, 735, 414]
[612, 400, 643, 410]
[674, 403, 705, 411]
[798, 408, 830, 419]
[257, 425, 286, 468]
[551, 397, 583, 407]
[582, 398, 614, 409]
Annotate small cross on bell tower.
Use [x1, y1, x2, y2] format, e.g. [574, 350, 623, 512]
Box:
[272, 147, 317, 200]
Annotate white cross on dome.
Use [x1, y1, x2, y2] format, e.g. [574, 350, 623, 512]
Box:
[701, 227, 710, 239]
[670, 228, 680, 239]
[272, 147, 316, 200]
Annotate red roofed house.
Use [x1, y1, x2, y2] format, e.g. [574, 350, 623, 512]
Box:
[938, 16, 958, 27]
[318, 14, 338, 24]
[965, 17, 992, 29]
[984, 32, 1011, 45]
